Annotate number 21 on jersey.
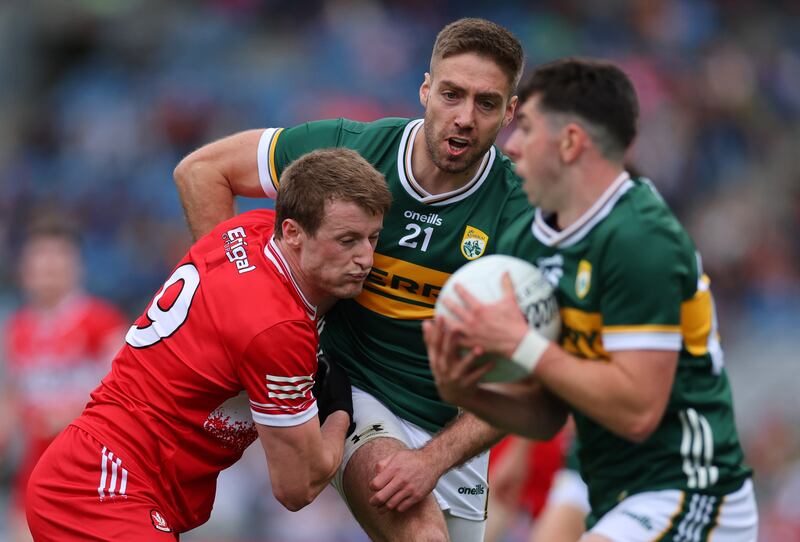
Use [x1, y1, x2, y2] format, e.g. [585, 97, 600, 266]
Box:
[399, 223, 434, 252]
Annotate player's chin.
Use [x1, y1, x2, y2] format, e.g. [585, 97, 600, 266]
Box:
[332, 282, 365, 299]
[439, 150, 480, 174]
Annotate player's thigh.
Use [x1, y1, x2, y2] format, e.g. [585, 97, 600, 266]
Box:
[331, 386, 410, 494]
[343, 436, 448, 542]
[26, 426, 178, 542]
[588, 480, 757, 542]
[332, 388, 448, 541]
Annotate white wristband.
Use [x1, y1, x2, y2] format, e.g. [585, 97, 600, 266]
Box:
[510, 330, 550, 374]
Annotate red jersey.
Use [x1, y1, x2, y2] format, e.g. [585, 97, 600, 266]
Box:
[5, 293, 126, 426]
[72, 209, 320, 533]
[4, 290, 126, 511]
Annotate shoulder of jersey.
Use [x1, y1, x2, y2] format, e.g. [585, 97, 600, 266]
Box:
[605, 178, 689, 244]
[211, 209, 275, 236]
[339, 117, 411, 134]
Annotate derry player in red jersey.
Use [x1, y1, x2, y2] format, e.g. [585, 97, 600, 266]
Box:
[1, 224, 127, 542]
[26, 148, 392, 541]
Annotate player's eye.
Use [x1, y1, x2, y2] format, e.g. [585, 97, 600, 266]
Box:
[442, 91, 458, 101]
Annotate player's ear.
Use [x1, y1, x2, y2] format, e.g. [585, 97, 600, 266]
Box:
[502, 95, 518, 128]
[419, 73, 431, 108]
[281, 219, 304, 247]
[560, 123, 586, 164]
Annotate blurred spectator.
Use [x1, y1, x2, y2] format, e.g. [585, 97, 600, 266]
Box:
[0, 219, 126, 542]
[485, 431, 568, 542]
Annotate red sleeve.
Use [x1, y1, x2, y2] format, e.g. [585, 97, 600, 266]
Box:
[239, 320, 319, 428]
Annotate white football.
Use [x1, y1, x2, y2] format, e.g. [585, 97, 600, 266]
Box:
[434, 254, 560, 382]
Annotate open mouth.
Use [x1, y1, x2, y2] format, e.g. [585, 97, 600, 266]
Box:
[447, 137, 470, 156]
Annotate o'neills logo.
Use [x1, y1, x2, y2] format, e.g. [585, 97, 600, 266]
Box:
[457, 484, 486, 496]
[404, 210, 443, 226]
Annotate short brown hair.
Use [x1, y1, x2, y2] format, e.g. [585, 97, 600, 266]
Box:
[431, 18, 524, 93]
[274, 148, 391, 238]
[519, 58, 639, 161]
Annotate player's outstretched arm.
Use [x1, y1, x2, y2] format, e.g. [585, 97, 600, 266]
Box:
[173, 129, 265, 240]
[256, 411, 350, 512]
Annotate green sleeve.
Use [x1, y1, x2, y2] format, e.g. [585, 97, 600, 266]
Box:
[259, 119, 344, 195]
[602, 223, 689, 326]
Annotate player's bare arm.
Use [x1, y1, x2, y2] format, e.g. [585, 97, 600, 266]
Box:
[173, 129, 264, 239]
[438, 278, 678, 443]
[368, 412, 505, 512]
[257, 411, 350, 511]
[534, 348, 677, 443]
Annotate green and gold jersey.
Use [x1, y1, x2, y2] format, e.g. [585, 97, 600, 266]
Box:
[257, 118, 534, 431]
[514, 173, 751, 520]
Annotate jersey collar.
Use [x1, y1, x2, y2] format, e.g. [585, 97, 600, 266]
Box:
[264, 238, 317, 321]
[532, 171, 635, 248]
[396, 119, 496, 206]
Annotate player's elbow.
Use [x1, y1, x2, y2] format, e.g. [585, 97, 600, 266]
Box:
[173, 153, 201, 189]
[272, 485, 314, 512]
[623, 410, 663, 443]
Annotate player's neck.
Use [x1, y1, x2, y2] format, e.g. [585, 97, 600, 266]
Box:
[410, 126, 482, 195]
[273, 239, 328, 310]
[556, 161, 625, 231]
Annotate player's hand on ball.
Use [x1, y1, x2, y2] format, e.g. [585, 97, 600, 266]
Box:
[313, 352, 355, 436]
[435, 257, 560, 381]
[446, 273, 531, 358]
[423, 317, 494, 407]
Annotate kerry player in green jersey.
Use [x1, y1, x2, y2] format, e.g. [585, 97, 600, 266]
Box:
[174, 19, 531, 542]
[426, 58, 757, 541]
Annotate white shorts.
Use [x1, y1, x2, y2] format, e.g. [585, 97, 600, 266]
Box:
[331, 387, 490, 521]
[588, 478, 758, 542]
[547, 468, 591, 515]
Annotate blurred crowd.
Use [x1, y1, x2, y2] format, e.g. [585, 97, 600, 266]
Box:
[0, 1, 798, 540]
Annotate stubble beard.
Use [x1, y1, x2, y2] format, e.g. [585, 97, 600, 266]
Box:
[423, 120, 494, 176]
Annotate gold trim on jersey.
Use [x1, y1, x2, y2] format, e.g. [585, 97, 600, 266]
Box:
[268, 128, 284, 192]
[604, 324, 681, 334]
[680, 274, 716, 357]
[560, 308, 608, 359]
[562, 277, 719, 360]
[356, 253, 451, 320]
